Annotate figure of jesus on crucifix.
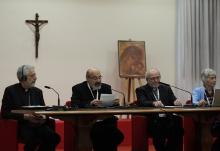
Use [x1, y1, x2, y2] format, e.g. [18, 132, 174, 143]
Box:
[26, 13, 48, 58]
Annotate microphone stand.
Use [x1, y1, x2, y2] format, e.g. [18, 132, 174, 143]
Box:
[160, 82, 193, 105]
[44, 86, 66, 110]
[49, 87, 60, 106]
[170, 85, 193, 102]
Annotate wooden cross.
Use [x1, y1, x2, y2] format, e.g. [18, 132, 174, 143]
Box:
[26, 13, 48, 58]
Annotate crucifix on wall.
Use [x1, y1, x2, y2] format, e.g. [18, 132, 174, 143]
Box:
[26, 13, 48, 58]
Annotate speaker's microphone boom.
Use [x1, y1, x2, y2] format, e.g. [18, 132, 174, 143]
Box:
[44, 86, 60, 106]
[160, 82, 192, 101]
[111, 88, 126, 107]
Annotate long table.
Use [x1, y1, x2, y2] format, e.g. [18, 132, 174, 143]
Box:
[35, 106, 220, 117]
[14, 107, 220, 151]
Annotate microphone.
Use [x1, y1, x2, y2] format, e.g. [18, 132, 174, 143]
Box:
[44, 86, 60, 106]
[160, 82, 192, 103]
[111, 88, 126, 107]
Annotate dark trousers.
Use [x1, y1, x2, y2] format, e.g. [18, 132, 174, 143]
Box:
[90, 116, 124, 151]
[19, 122, 60, 151]
[150, 115, 184, 151]
[211, 118, 220, 151]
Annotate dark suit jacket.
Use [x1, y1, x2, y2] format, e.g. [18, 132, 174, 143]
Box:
[71, 81, 112, 108]
[136, 83, 176, 107]
[1, 83, 45, 121]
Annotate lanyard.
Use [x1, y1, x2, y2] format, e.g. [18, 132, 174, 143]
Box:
[87, 83, 98, 100]
[204, 90, 214, 106]
[153, 88, 160, 101]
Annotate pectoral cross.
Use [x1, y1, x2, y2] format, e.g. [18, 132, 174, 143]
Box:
[26, 13, 48, 58]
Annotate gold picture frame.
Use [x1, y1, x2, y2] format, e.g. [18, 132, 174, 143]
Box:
[118, 40, 146, 78]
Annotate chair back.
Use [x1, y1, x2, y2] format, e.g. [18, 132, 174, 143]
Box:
[65, 100, 72, 107]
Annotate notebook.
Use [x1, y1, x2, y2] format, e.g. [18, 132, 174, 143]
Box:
[100, 94, 116, 107]
[212, 89, 220, 107]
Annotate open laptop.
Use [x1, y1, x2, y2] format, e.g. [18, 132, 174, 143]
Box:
[212, 89, 220, 107]
[100, 94, 116, 107]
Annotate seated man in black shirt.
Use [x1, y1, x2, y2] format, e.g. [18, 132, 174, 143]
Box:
[136, 68, 184, 151]
[71, 68, 124, 151]
[1, 65, 60, 151]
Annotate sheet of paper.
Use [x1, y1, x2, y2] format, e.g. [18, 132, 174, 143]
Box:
[100, 94, 116, 107]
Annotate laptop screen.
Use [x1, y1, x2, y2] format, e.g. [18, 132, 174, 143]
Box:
[212, 89, 220, 107]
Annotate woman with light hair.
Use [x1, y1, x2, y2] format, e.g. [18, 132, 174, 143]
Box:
[192, 68, 216, 107]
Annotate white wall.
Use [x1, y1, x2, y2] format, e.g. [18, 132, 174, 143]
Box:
[0, 0, 176, 106]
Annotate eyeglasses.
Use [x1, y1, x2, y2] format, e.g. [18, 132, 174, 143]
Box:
[148, 76, 161, 81]
[89, 75, 102, 80]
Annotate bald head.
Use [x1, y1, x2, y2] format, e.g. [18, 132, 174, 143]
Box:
[146, 68, 161, 88]
[86, 68, 101, 79]
[86, 68, 102, 90]
[146, 68, 160, 79]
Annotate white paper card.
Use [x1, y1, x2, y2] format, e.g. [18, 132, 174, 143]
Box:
[100, 94, 116, 107]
